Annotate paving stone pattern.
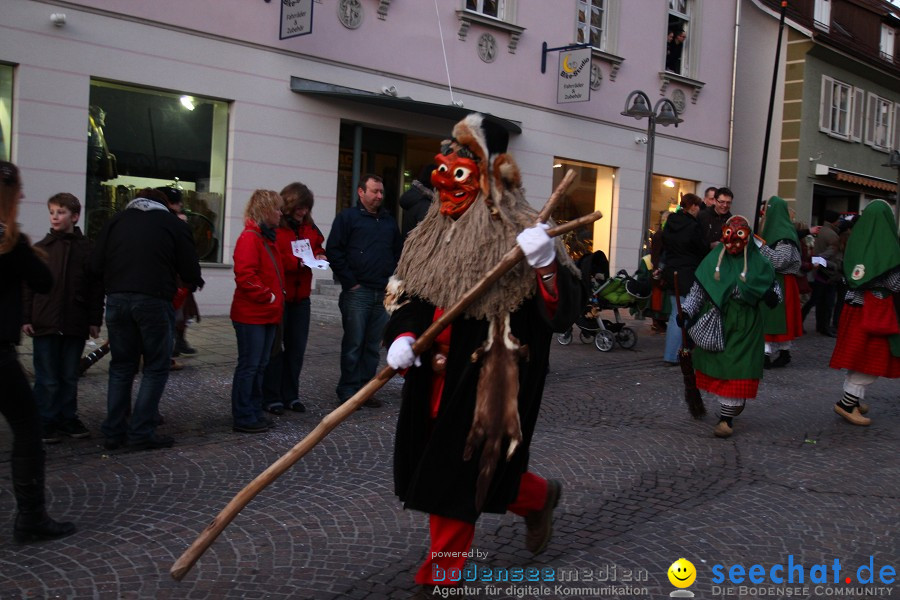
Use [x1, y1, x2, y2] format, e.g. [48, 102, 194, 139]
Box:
[0, 314, 896, 599]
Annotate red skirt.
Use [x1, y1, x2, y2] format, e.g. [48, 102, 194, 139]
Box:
[696, 371, 760, 399]
[765, 275, 804, 343]
[830, 304, 900, 378]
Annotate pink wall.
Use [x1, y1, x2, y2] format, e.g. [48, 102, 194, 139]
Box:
[68, 0, 736, 147]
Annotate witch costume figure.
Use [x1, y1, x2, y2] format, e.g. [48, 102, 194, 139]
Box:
[382, 114, 581, 589]
[829, 199, 900, 426]
[758, 196, 804, 368]
[681, 215, 779, 438]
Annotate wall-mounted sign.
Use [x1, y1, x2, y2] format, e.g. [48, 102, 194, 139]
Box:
[557, 47, 591, 104]
[280, 0, 313, 39]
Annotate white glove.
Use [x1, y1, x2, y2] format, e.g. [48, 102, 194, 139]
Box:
[516, 223, 555, 268]
[387, 335, 421, 370]
[811, 256, 827, 267]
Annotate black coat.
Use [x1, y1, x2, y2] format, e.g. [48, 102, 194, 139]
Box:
[383, 268, 581, 523]
[0, 233, 52, 344]
[399, 182, 434, 239]
[698, 209, 732, 250]
[661, 211, 708, 294]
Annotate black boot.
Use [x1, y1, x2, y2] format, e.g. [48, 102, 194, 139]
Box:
[11, 456, 76, 543]
[770, 350, 791, 368]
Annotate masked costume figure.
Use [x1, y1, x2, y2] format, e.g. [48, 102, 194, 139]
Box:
[382, 114, 581, 588]
[681, 215, 779, 438]
[759, 196, 804, 368]
[829, 200, 900, 426]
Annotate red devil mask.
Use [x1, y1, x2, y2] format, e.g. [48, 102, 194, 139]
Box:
[432, 150, 481, 219]
[721, 215, 751, 255]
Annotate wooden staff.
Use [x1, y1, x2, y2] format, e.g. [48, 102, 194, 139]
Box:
[171, 171, 597, 581]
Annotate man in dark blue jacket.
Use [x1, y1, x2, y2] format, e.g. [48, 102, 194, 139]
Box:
[326, 174, 403, 407]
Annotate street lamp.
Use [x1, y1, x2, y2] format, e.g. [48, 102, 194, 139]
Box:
[622, 90, 683, 257]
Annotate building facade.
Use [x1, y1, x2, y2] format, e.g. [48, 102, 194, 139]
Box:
[732, 0, 900, 230]
[1, 0, 738, 314]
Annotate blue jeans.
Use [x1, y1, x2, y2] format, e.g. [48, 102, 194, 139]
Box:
[232, 322, 276, 427]
[664, 294, 686, 363]
[336, 287, 388, 402]
[101, 293, 174, 443]
[32, 335, 85, 428]
[262, 299, 311, 408]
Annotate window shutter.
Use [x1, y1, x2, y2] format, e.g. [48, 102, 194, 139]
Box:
[893, 102, 900, 151]
[820, 76, 833, 132]
[851, 88, 864, 142]
[864, 93, 876, 146]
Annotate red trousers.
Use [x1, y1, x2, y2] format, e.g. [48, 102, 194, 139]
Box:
[415, 472, 548, 585]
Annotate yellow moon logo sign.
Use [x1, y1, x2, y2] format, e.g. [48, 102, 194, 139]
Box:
[562, 53, 576, 73]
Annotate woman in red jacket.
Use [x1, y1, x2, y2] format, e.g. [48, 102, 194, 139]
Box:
[230, 190, 286, 433]
[262, 182, 326, 415]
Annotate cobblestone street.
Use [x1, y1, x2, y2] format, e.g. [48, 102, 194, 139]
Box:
[1, 314, 897, 599]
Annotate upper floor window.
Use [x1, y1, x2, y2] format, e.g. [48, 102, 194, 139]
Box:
[666, 0, 692, 76]
[465, 0, 515, 21]
[576, 1, 607, 49]
[814, 0, 831, 31]
[819, 76, 861, 141]
[880, 24, 896, 62]
[865, 93, 894, 151]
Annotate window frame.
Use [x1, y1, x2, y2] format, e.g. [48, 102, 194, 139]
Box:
[576, 0, 608, 51]
[819, 75, 853, 141]
[814, 0, 831, 32]
[0, 63, 13, 162]
[666, 0, 693, 77]
[464, 0, 514, 22]
[864, 92, 893, 152]
[880, 24, 895, 62]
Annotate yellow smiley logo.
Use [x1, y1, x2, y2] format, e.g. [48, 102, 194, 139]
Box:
[668, 558, 697, 588]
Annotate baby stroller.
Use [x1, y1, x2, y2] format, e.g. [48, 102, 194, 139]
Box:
[557, 253, 650, 351]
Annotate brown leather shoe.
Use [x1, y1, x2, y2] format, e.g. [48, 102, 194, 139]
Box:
[713, 420, 733, 438]
[833, 404, 871, 426]
[524, 479, 561, 555]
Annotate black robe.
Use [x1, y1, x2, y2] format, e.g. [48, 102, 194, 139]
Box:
[383, 268, 581, 523]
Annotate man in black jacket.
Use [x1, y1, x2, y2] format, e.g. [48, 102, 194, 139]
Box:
[91, 188, 202, 451]
[326, 174, 403, 407]
[697, 187, 734, 249]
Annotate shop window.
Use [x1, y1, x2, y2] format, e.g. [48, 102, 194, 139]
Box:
[648, 176, 695, 252]
[551, 158, 615, 264]
[666, 0, 692, 76]
[85, 80, 228, 263]
[0, 64, 12, 162]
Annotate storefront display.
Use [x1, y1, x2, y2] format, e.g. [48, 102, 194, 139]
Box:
[85, 80, 228, 262]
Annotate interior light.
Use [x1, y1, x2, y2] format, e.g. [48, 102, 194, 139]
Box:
[180, 96, 196, 111]
[553, 163, 563, 169]
[663, 179, 676, 188]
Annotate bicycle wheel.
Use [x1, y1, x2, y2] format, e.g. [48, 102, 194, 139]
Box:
[594, 330, 615, 352]
[556, 330, 573, 345]
[617, 327, 638, 349]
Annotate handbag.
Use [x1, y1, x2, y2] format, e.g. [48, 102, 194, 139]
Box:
[688, 307, 725, 352]
[860, 292, 899, 336]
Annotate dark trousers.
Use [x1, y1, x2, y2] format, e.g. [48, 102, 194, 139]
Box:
[801, 280, 835, 333]
[101, 293, 174, 443]
[336, 287, 388, 402]
[0, 346, 44, 462]
[32, 335, 85, 428]
[262, 299, 311, 408]
[231, 322, 276, 427]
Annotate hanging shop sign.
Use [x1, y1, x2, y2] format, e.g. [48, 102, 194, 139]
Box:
[557, 47, 592, 104]
[280, 0, 314, 39]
